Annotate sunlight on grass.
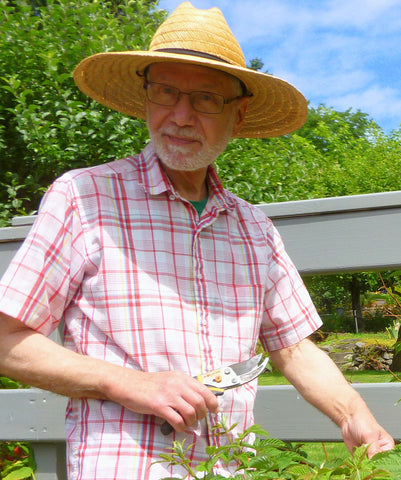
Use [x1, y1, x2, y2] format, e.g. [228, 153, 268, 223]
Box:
[301, 442, 350, 464]
[259, 370, 394, 385]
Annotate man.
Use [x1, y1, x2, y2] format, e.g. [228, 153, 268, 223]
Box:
[0, 2, 394, 479]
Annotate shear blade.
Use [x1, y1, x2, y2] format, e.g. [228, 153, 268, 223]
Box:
[202, 354, 269, 389]
[230, 353, 264, 376]
[235, 357, 269, 384]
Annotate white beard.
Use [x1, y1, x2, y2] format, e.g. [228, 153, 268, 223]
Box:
[149, 123, 234, 172]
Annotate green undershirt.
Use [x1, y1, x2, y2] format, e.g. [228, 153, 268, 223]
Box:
[190, 197, 208, 216]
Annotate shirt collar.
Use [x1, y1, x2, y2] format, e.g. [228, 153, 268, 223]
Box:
[138, 142, 236, 214]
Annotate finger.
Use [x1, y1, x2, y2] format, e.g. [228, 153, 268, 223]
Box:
[160, 389, 215, 434]
[161, 407, 187, 433]
[367, 435, 395, 458]
[194, 383, 220, 413]
[185, 391, 210, 421]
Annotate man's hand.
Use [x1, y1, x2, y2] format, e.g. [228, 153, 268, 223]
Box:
[104, 369, 220, 432]
[341, 409, 394, 458]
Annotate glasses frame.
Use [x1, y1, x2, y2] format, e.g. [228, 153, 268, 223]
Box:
[144, 81, 244, 115]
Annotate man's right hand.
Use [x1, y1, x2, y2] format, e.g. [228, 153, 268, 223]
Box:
[103, 368, 220, 432]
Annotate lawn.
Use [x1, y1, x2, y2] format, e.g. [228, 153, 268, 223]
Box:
[300, 441, 349, 464]
[258, 369, 396, 385]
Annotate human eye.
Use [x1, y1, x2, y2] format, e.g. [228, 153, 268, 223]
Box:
[193, 91, 223, 113]
[151, 83, 177, 105]
[197, 92, 217, 103]
[159, 84, 175, 95]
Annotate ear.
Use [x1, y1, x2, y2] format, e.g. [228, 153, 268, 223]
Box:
[231, 96, 249, 137]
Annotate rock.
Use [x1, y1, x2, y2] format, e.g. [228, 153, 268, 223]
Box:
[320, 345, 334, 353]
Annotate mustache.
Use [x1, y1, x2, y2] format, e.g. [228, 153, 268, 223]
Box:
[161, 126, 204, 142]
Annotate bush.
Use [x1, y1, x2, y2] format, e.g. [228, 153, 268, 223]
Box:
[363, 311, 394, 333]
[0, 441, 36, 480]
[0, 0, 166, 225]
[157, 420, 401, 479]
[320, 314, 355, 333]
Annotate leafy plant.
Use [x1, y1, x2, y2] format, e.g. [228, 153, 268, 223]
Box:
[0, 376, 29, 389]
[0, 0, 165, 226]
[156, 420, 401, 479]
[0, 442, 36, 480]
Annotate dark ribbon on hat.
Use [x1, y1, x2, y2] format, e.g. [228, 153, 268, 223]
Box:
[154, 48, 231, 64]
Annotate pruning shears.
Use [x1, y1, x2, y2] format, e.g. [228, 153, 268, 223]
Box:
[161, 353, 269, 435]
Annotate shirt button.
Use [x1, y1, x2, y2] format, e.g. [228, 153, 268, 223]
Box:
[169, 194, 175, 201]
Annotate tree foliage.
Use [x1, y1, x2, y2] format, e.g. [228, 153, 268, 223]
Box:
[0, 0, 166, 224]
[216, 106, 401, 203]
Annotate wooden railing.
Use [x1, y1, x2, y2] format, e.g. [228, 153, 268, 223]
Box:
[2, 190, 401, 480]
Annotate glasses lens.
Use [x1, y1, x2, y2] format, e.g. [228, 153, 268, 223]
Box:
[147, 83, 179, 106]
[191, 92, 224, 114]
[145, 83, 225, 113]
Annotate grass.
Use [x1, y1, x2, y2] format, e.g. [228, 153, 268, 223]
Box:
[301, 442, 349, 464]
[320, 331, 395, 349]
[259, 369, 396, 385]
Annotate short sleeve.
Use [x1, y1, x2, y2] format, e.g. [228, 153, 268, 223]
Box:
[0, 176, 87, 336]
[259, 224, 322, 351]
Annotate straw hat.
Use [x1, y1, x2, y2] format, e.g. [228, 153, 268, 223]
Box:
[73, 1, 307, 138]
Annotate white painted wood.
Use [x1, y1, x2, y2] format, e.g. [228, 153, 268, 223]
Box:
[254, 384, 401, 441]
[258, 190, 401, 275]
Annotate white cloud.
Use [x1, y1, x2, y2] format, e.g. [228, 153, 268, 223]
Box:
[331, 86, 401, 126]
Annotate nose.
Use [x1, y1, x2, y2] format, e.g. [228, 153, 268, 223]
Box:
[171, 92, 196, 126]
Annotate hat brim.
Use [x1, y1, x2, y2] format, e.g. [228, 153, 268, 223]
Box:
[73, 50, 308, 138]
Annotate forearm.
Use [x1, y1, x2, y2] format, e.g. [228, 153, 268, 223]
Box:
[270, 337, 394, 456]
[0, 312, 122, 399]
[269, 338, 371, 428]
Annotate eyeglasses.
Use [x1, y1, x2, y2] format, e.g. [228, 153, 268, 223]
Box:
[144, 81, 243, 114]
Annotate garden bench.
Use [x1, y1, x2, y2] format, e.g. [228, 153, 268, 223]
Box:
[2, 189, 401, 480]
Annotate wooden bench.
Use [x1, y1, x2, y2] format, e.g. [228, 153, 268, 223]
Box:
[2, 190, 401, 479]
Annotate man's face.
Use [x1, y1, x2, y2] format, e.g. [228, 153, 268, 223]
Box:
[145, 62, 248, 172]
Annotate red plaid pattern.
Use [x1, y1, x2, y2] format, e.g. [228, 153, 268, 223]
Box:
[0, 143, 321, 479]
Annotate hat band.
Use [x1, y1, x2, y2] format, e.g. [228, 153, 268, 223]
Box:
[154, 48, 231, 65]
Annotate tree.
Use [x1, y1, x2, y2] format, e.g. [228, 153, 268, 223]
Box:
[0, 0, 166, 225]
[247, 57, 271, 74]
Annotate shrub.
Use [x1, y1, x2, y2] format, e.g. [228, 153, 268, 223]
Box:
[0, 442, 36, 480]
[157, 420, 401, 479]
[0, 0, 165, 225]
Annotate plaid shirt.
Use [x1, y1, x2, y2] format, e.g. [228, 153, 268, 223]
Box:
[0, 143, 321, 479]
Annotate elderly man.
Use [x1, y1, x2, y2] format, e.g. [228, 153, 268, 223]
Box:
[0, 2, 393, 479]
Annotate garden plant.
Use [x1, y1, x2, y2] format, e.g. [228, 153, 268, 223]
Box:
[0, 442, 36, 480]
[157, 421, 401, 480]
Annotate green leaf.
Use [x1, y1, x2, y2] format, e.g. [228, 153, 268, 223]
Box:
[0, 377, 21, 389]
[3, 466, 34, 480]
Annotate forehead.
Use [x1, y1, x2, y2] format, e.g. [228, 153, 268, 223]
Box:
[147, 62, 238, 91]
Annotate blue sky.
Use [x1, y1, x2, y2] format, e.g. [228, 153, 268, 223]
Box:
[157, 0, 401, 134]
